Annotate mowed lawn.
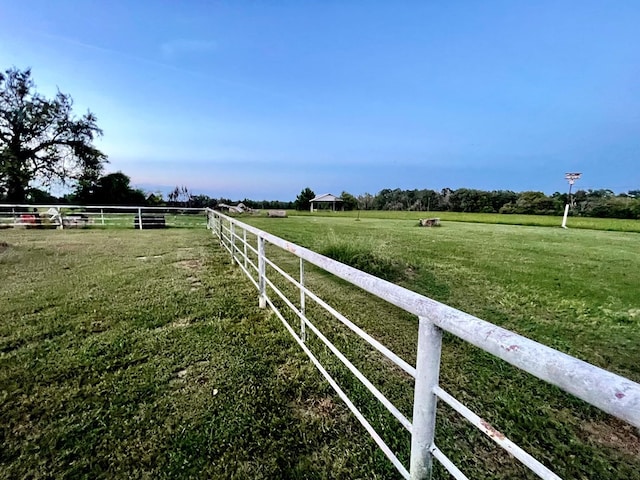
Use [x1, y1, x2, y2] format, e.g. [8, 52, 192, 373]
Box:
[289, 209, 640, 233]
[241, 214, 640, 478]
[2, 219, 640, 479]
[246, 214, 640, 379]
[0, 229, 395, 479]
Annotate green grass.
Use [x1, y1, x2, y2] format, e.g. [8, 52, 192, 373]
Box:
[2, 219, 640, 479]
[282, 209, 640, 232]
[0, 229, 396, 479]
[242, 215, 640, 478]
[247, 215, 640, 377]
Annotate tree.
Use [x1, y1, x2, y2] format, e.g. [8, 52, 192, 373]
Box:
[25, 187, 58, 204]
[513, 191, 554, 215]
[0, 67, 107, 202]
[295, 187, 315, 211]
[72, 161, 104, 204]
[146, 192, 165, 206]
[168, 185, 192, 207]
[74, 171, 146, 205]
[357, 192, 375, 210]
[190, 194, 216, 208]
[440, 188, 453, 210]
[340, 191, 358, 211]
[586, 189, 614, 199]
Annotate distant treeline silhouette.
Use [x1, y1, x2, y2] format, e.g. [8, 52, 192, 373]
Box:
[8, 183, 640, 220]
[350, 188, 640, 219]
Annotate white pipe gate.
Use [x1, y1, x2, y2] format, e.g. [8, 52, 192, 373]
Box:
[0, 203, 205, 229]
[206, 209, 640, 479]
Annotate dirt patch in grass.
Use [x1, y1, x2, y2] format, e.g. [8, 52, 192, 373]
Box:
[174, 258, 205, 291]
[187, 276, 203, 291]
[174, 259, 203, 271]
[170, 360, 211, 388]
[90, 320, 108, 333]
[293, 397, 338, 420]
[0, 241, 9, 253]
[581, 418, 640, 458]
[154, 318, 193, 333]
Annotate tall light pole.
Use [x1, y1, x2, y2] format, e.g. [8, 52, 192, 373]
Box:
[561, 172, 582, 228]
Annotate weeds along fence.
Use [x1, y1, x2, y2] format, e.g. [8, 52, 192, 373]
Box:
[206, 208, 640, 480]
[0, 204, 206, 229]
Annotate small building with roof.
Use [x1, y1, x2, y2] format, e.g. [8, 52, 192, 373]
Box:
[310, 193, 343, 212]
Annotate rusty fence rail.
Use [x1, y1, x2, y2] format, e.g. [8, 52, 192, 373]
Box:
[206, 208, 640, 480]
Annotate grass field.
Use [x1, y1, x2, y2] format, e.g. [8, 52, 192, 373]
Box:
[1, 229, 395, 479]
[2, 218, 639, 479]
[241, 214, 640, 478]
[286, 209, 640, 232]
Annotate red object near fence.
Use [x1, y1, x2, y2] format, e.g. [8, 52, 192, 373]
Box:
[19, 214, 41, 226]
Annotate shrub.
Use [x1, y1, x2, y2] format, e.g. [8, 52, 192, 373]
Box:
[320, 243, 407, 282]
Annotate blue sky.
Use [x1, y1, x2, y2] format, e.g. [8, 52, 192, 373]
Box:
[1, 1, 639, 200]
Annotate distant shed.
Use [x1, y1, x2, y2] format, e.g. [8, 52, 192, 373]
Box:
[310, 193, 343, 212]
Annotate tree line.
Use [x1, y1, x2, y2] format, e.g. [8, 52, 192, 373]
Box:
[11, 176, 295, 210]
[349, 188, 640, 219]
[292, 187, 640, 219]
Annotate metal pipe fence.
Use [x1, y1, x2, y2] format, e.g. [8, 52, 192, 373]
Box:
[206, 208, 640, 480]
[0, 204, 206, 229]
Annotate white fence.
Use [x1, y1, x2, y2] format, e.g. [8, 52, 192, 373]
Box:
[0, 204, 206, 229]
[206, 208, 640, 480]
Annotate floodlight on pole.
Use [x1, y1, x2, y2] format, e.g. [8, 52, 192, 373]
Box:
[561, 172, 582, 229]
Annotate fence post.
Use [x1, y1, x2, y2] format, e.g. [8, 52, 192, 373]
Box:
[243, 229, 248, 269]
[410, 316, 443, 479]
[258, 236, 266, 308]
[561, 204, 570, 229]
[137, 208, 143, 230]
[12, 207, 16, 226]
[231, 222, 236, 260]
[300, 258, 306, 342]
[101, 208, 105, 226]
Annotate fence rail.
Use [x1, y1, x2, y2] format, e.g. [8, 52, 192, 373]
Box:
[0, 203, 206, 229]
[206, 209, 640, 479]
